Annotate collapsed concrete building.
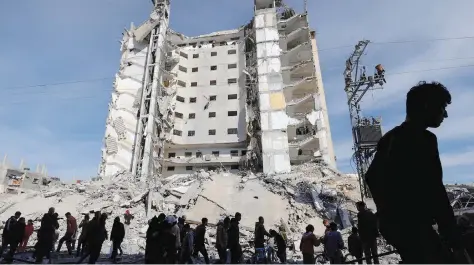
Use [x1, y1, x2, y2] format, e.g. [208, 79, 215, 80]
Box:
[98, 0, 336, 180]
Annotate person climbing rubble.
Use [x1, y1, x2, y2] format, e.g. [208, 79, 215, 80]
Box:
[228, 212, 242, 263]
[269, 229, 287, 263]
[356, 201, 379, 264]
[299, 224, 321, 264]
[145, 213, 165, 264]
[35, 207, 58, 263]
[194, 217, 210, 264]
[323, 222, 344, 264]
[0, 211, 21, 257]
[124, 209, 134, 225]
[76, 214, 89, 257]
[56, 212, 77, 255]
[110, 216, 125, 263]
[78, 213, 108, 264]
[180, 223, 194, 264]
[216, 217, 230, 263]
[365, 81, 463, 263]
[18, 219, 34, 252]
[348, 227, 363, 264]
[254, 216, 271, 262]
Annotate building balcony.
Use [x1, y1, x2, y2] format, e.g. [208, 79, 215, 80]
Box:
[286, 94, 315, 115]
[285, 27, 310, 50]
[289, 134, 320, 149]
[159, 155, 243, 166]
[283, 76, 316, 100]
[282, 41, 312, 65]
[278, 14, 308, 34]
[282, 60, 314, 78]
[165, 51, 180, 68]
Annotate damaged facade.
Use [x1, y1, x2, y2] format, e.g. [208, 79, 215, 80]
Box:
[98, 0, 336, 180]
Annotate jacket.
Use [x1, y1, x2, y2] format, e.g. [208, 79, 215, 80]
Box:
[11, 221, 25, 242]
[24, 224, 34, 239]
[182, 230, 194, 253]
[227, 221, 240, 248]
[216, 223, 228, 249]
[78, 219, 89, 239]
[66, 216, 77, 234]
[2, 216, 17, 237]
[323, 231, 344, 258]
[111, 221, 125, 242]
[348, 233, 363, 257]
[38, 213, 58, 241]
[254, 222, 270, 248]
[194, 224, 206, 247]
[299, 232, 320, 255]
[171, 223, 181, 248]
[365, 122, 460, 247]
[357, 209, 378, 242]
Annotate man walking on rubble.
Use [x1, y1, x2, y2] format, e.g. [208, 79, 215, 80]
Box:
[35, 207, 59, 263]
[365, 81, 463, 263]
[216, 217, 230, 263]
[194, 217, 210, 264]
[76, 214, 89, 257]
[0, 211, 21, 257]
[300, 224, 321, 264]
[180, 224, 194, 264]
[2, 217, 26, 262]
[110, 217, 125, 263]
[356, 201, 379, 264]
[56, 212, 77, 255]
[228, 212, 243, 263]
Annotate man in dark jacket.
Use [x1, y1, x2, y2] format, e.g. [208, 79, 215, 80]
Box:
[0, 211, 21, 257]
[110, 217, 125, 263]
[356, 201, 379, 264]
[194, 217, 210, 264]
[228, 212, 242, 263]
[365, 81, 462, 263]
[269, 229, 287, 263]
[35, 207, 58, 263]
[348, 227, 363, 264]
[76, 214, 89, 257]
[3, 217, 25, 262]
[254, 216, 271, 248]
[78, 213, 108, 264]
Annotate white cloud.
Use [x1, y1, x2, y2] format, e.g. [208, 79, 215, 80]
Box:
[441, 148, 474, 168]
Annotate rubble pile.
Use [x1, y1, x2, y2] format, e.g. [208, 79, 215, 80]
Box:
[0, 161, 401, 263]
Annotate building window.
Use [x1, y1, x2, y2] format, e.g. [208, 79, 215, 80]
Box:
[210, 80, 217, 85]
[209, 129, 216, 135]
[167, 166, 175, 171]
[230, 165, 239, 170]
[173, 129, 182, 136]
[211, 51, 217, 56]
[196, 152, 202, 158]
[228, 78, 237, 84]
[228, 94, 238, 100]
[230, 150, 239, 157]
[191, 82, 197, 87]
[210, 95, 216, 101]
[210, 65, 217, 71]
[175, 112, 184, 119]
[227, 128, 237, 134]
[176, 96, 185, 102]
[192, 67, 198, 72]
[168, 153, 176, 158]
[178, 65, 187, 72]
[185, 152, 192, 157]
[177, 80, 186, 87]
[193, 54, 199, 58]
[228, 49, 237, 55]
[186, 166, 193, 171]
[188, 131, 195, 137]
[212, 151, 220, 157]
[179, 52, 188, 59]
[190, 97, 197, 103]
[209, 112, 216, 118]
[228, 63, 237, 69]
[188, 113, 195, 119]
[228, 111, 237, 116]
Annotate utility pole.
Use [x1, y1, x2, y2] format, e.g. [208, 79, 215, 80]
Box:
[343, 40, 386, 201]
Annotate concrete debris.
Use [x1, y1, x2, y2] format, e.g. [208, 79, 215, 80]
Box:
[0, 161, 403, 263]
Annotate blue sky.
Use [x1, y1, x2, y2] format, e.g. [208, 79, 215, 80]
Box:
[0, 0, 473, 183]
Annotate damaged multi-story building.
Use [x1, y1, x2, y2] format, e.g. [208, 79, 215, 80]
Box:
[99, 0, 336, 179]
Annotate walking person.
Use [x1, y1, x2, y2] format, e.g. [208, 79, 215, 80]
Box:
[180, 224, 194, 264]
[0, 211, 21, 256]
[110, 217, 125, 263]
[56, 212, 77, 255]
[35, 207, 58, 263]
[216, 217, 229, 263]
[356, 201, 379, 264]
[193, 218, 210, 264]
[18, 219, 34, 252]
[76, 214, 89, 257]
[3, 217, 25, 262]
[365, 81, 463, 263]
[228, 212, 242, 264]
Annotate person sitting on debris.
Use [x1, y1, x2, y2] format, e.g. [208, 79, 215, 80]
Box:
[56, 212, 77, 255]
[19, 219, 34, 252]
[194, 217, 210, 264]
[300, 224, 321, 264]
[124, 210, 134, 225]
[348, 226, 364, 264]
[110, 216, 125, 263]
[0, 211, 21, 257]
[356, 201, 379, 264]
[365, 81, 462, 263]
[270, 229, 287, 263]
[180, 224, 194, 264]
[76, 214, 90, 257]
[458, 214, 474, 262]
[216, 217, 230, 263]
[323, 222, 344, 264]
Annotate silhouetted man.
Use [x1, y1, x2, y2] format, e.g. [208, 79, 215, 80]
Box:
[356, 201, 379, 264]
[194, 217, 210, 264]
[365, 81, 461, 263]
[228, 212, 242, 263]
